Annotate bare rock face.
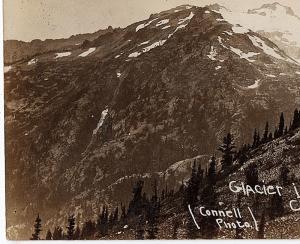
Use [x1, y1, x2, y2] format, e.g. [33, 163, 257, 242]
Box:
[4, 5, 300, 239]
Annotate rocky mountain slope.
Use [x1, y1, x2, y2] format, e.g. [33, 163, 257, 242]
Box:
[4, 4, 300, 239]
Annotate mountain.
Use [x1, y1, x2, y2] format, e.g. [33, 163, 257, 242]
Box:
[4, 4, 300, 239]
[213, 2, 300, 62]
[248, 2, 300, 63]
[4, 27, 115, 65]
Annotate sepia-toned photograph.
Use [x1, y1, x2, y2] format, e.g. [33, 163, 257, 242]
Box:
[3, 0, 300, 240]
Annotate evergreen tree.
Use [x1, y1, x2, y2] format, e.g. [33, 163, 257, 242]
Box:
[235, 195, 244, 239]
[52, 226, 63, 240]
[66, 215, 76, 240]
[45, 229, 52, 240]
[120, 203, 127, 225]
[237, 145, 248, 165]
[218, 133, 235, 172]
[146, 181, 160, 239]
[263, 122, 269, 143]
[62, 232, 67, 240]
[268, 132, 273, 141]
[199, 184, 218, 239]
[252, 129, 258, 148]
[197, 165, 204, 187]
[291, 109, 300, 130]
[30, 214, 42, 240]
[207, 156, 217, 185]
[74, 226, 81, 240]
[172, 219, 180, 239]
[269, 194, 284, 219]
[278, 112, 285, 137]
[113, 206, 119, 225]
[127, 180, 145, 217]
[135, 215, 145, 240]
[81, 220, 96, 240]
[245, 163, 259, 188]
[256, 131, 261, 146]
[186, 210, 199, 239]
[279, 165, 289, 185]
[108, 212, 114, 229]
[97, 205, 109, 236]
[257, 211, 266, 239]
[161, 189, 165, 200]
[184, 161, 202, 206]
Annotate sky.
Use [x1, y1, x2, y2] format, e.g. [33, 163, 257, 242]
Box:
[4, 0, 300, 41]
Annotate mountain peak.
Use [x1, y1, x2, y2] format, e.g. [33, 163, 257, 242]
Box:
[263, 2, 285, 9]
[248, 2, 300, 20]
[208, 3, 230, 12]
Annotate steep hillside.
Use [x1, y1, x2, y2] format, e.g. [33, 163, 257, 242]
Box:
[102, 127, 300, 239]
[4, 4, 300, 239]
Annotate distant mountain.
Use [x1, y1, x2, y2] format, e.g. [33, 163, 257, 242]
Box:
[3, 27, 115, 64]
[248, 2, 300, 20]
[213, 2, 300, 62]
[4, 4, 300, 239]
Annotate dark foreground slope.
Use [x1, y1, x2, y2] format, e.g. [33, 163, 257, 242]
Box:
[104, 127, 300, 239]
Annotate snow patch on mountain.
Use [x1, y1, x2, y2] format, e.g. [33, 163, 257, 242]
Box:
[4, 66, 12, 73]
[138, 41, 150, 46]
[178, 12, 195, 24]
[55, 52, 71, 59]
[223, 31, 233, 36]
[156, 19, 169, 27]
[136, 18, 158, 32]
[229, 46, 259, 62]
[162, 12, 195, 38]
[266, 74, 276, 78]
[129, 40, 167, 58]
[170, 24, 187, 36]
[218, 36, 227, 49]
[215, 66, 222, 70]
[28, 58, 37, 65]
[93, 108, 109, 135]
[115, 52, 123, 59]
[168, 22, 190, 38]
[296, 71, 300, 75]
[207, 46, 217, 60]
[247, 79, 260, 89]
[79, 48, 96, 57]
[248, 35, 285, 61]
[162, 25, 171, 30]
